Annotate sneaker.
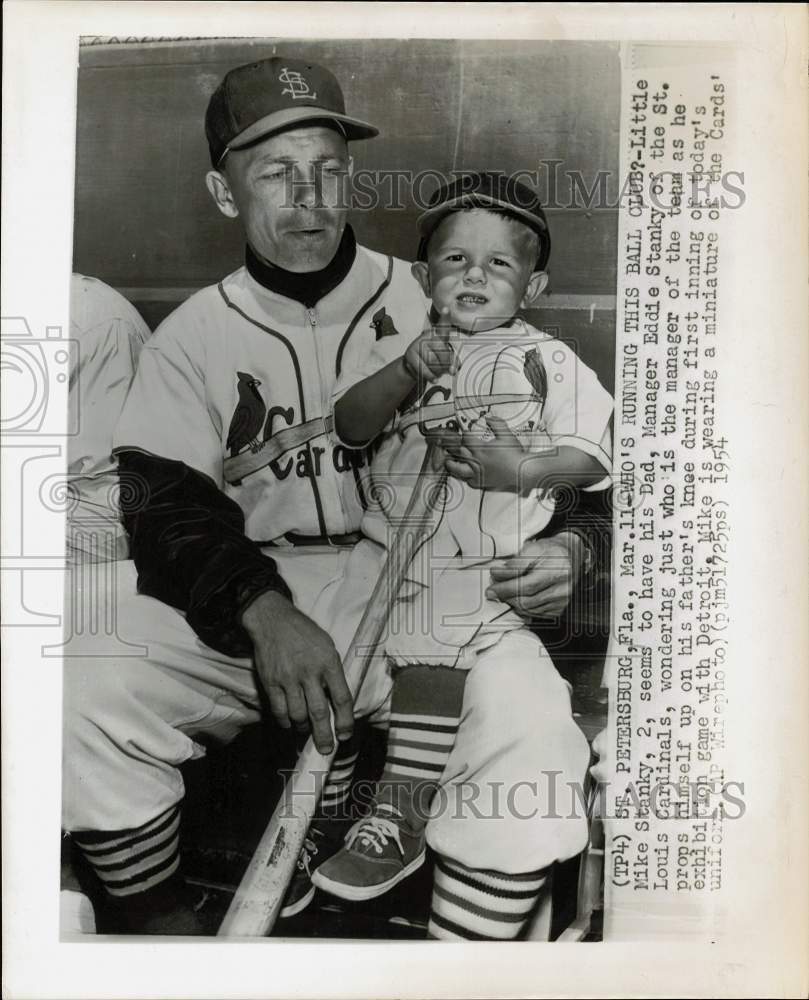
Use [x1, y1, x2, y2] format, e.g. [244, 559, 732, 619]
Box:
[279, 822, 344, 919]
[311, 802, 426, 902]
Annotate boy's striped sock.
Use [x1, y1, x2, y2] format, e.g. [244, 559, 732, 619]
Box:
[428, 856, 550, 940]
[376, 664, 467, 828]
[72, 803, 181, 898]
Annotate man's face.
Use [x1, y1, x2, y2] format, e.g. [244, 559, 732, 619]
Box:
[212, 125, 351, 273]
[421, 209, 542, 332]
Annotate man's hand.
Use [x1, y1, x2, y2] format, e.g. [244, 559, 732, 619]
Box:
[241, 590, 353, 754]
[403, 307, 456, 385]
[486, 532, 586, 619]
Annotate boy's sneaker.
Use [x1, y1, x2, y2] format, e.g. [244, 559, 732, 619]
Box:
[279, 821, 345, 919]
[311, 802, 426, 902]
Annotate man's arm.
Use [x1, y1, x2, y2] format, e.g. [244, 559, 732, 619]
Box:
[118, 450, 352, 752]
[119, 449, 293, 656]
[486, 484, 612, 629]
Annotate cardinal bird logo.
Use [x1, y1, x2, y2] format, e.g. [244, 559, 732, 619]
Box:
[227, 371, 267, 456]
[523, 349, 548, 407]
[370, 307, 399, 340]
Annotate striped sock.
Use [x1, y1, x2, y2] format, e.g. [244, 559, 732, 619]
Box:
[72, 804, 181, 899]
[428, 856, 550, 940]
[320, 739, 360, 818]
[377, 664, 467, 829]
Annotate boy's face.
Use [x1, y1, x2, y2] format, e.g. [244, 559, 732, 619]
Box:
[414, 209, 547, 332]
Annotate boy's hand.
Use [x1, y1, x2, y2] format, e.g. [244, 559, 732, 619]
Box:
[403, 307, 457, 386]
[486, 534, 584, 618]
[440, 415, 528, 492]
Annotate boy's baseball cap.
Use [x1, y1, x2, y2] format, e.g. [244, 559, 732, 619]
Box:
[417, 172, 551, 271]
[206, 56, 379, 167]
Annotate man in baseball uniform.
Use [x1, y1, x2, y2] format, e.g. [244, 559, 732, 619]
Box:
[63, 55, 605, 937]
[67, 274, 152, 564]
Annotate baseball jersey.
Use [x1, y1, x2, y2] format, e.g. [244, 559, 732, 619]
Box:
[333, 317, 614, 662]
[68, 274, 151, 562]
[335, 316, 613, 556]
[114, 246, 427, 544]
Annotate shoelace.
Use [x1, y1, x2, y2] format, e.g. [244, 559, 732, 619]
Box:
[296, 832, 321, 874]
[344, 808, 405, 857]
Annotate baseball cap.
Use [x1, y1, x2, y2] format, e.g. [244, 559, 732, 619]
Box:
[205, 56, 379, 167]
[417, 172, 551, 271]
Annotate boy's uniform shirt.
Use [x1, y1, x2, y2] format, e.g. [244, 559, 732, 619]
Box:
[333, 316, 613, 665]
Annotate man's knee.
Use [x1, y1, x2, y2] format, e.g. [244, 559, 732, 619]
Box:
[64, 656, 142, 725]
[62, 655, 199, 831]
[62, 657, 171, 769]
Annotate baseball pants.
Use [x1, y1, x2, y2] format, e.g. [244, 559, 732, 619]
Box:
[62, 546, 590, 873]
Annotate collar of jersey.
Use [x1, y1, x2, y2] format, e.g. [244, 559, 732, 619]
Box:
[245, 224, 358, 309]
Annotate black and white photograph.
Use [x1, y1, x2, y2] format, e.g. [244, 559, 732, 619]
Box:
[62, 35, 616, 942]
[2, 4, 807, 999]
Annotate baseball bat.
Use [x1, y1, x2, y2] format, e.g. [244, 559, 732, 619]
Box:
[218, 448, 445, 936]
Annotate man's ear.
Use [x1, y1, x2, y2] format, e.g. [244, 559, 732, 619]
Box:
[521, 270, 549, 308]
[205, 169, 239, 219]
[410, 261, 431, 297]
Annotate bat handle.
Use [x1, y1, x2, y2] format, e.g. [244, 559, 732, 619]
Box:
[217, 737, 336, 937]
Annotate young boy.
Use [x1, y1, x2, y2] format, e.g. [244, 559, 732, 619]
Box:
[309, 172, 613, 905]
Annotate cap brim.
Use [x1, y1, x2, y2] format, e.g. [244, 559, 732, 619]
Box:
[226, 106, 378, 156]
[417, 194, 548, 238]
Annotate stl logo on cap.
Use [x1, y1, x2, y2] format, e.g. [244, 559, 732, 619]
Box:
[278, 67, 317, 101]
